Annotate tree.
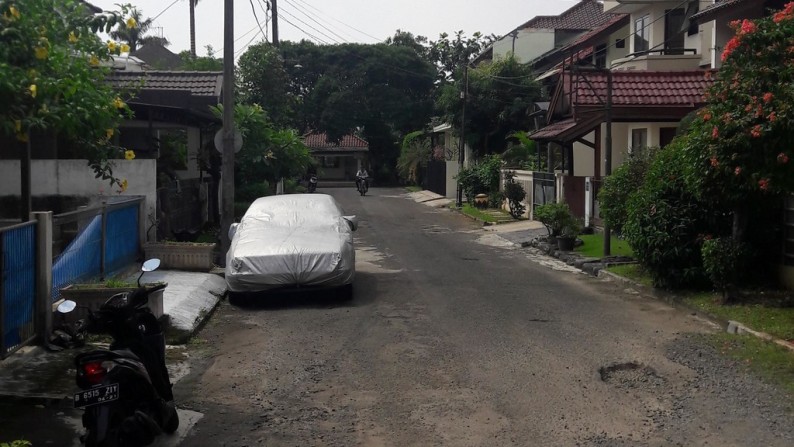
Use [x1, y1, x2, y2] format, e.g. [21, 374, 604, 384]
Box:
[429, 31, 495, 84]
[212, 104, 313, 196]
[682, 7, 794, 240]
[237, 42, 295, 128]
[109, 7, 168, 52]
[436, 56, 541, 156]
[178, 46, 222, 71]
[397, 130, 432, 184]
[0, 0, 134, 190]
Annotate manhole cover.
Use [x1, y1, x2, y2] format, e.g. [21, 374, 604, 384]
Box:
[599, 362, 666, 389]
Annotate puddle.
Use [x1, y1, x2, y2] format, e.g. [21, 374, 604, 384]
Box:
[599, 362, 666, 390]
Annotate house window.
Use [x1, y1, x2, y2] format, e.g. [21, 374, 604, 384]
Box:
[594, 43, 607, 69]
[685, 1, 700, 36]
[634, 14, 650, 53]
[664, 9, 686, 55]
[631, 128, 648, 152]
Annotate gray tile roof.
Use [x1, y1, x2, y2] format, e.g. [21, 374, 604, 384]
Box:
[107, 71, 223, 98]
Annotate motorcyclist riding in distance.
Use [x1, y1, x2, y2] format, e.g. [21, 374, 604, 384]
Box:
[356, 167, 369, 190]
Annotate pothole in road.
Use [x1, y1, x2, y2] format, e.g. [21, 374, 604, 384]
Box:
[599, 362, 666, 390]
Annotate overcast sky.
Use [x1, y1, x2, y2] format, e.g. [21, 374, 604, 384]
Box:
[90, 0, 579, 56]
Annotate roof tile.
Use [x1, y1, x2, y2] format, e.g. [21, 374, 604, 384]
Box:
[107, 71, 223, 97]
[573, 71, 714, 107]
[521, 0, 621, 30]
[303, 132, 369, 150]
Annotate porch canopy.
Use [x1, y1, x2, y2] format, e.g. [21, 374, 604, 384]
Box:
[302, 132, 369, 181]
[531, 69, 713, 144]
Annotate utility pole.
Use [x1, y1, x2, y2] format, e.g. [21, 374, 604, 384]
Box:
[271, 0, 279, 46]
[220, 0, 235, 264]
[456, 64, 468, 208]
[602, 68, 613, 257]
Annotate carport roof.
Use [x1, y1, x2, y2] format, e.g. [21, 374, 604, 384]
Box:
[303, 132, 369, 152]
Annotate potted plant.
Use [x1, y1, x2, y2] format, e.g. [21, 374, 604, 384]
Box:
[143, 240, 217, 271]
[534, 202, 576, 242]
[557, 218, 582, 251]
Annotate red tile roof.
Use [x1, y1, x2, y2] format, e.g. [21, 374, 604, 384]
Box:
[107, 71, 223, 98]
[520, 0, 620, 30]
[573, 71, 713, 107]
[303, 132, 369, 151]
[691, 0, 750, 23]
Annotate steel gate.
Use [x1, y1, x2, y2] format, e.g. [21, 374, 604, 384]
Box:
[1, 222, 37, 359]
[425, 160, 447, 196]
[532, 172, 556, 210]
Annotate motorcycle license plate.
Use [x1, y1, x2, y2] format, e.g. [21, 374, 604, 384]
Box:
[73, 383, 119, 408]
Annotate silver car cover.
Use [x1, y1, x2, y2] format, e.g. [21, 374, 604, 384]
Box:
[225, 194, 355, 292]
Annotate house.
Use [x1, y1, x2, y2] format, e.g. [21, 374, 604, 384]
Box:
[132, 43, 184, 71]
[302, 132, 369, 182]
[526, 0, 780, 224]
[473, 0, 623, 65]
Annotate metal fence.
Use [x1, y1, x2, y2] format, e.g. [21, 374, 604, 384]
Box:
[533, 172, 556, 211]
[51, 197, 142, 301]
[1, 221, 37, 358]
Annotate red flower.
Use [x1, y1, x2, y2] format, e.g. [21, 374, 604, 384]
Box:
[710, 156, 719, 167]
[758, 178, 770, 191]
[769, 111, 777, 122]
[734, 166, 742, 175]
[739, 19, 757, 36]
[751, 125, 763, 138]
[722, 37, 741, 62]
[778, 152, 789, 164]
[763, 92, 774, 103]
[712, 126, 720, 139]
[702, 112, 712, 122]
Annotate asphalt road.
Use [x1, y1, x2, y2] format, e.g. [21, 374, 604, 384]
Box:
[175, 187, 794, 446]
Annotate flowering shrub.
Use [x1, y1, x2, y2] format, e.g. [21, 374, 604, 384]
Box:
[0, 0, 136, 188]
[683, 4, 794, 202]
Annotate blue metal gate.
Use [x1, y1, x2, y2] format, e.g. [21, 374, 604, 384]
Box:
[1, 222, 37, 359]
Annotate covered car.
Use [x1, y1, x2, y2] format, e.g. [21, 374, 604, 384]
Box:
[225, 194, 357, 294]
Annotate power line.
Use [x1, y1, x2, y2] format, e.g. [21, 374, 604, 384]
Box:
[151, 0, 180, 22]
[278, 6, 342, 44]
[282, 0, 350, 43]
[249, 0, 268, 44]
[278, 14, 331, 45]
[291, 0, 382, 42]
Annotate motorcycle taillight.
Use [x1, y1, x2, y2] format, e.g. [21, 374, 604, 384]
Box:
[82, 361, 108, 385]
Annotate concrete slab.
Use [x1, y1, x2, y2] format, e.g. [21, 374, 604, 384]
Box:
[135, 271, 226, 340]
[483, 220, 545, 233]
[407, 190, 445, 203]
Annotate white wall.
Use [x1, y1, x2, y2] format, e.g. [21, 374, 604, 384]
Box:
[493, 29, 555, 63]
[573, 135, 596, 177]
[0, 159, 157, 219]
[446, 161, 460, 199]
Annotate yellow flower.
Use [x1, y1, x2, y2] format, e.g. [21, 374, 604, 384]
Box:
[266, 150, 275, 159]
[113, 97, 125, 109]
[89, 55, 99, 66]
[120, 43, 130, 53]
[124, 150, 135, 160]
[118, 179, 128, 193]
[126, 17, 137, 29]
[16, 132, 28, 143]
[106, 128, 115, 139]
[14, 120, 21, 133]
[68, 31, 78, 43]
[29, 84, 37, 98]
[6, 6, 20, 20]
[107, 40, 117, 52]
[34, 46, 48, 60]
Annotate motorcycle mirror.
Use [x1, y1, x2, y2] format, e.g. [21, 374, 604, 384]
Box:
[141, 258, 161, 272]
[56, 300, 77, 314]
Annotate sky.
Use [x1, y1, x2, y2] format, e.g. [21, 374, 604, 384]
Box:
[90, 0, 579, 56]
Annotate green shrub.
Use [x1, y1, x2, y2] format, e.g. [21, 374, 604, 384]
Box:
[455, 154, 503, 203]
[503, 171, 526, 218]
[702, 237, 750, 301]
[599, 146, 659, 233]
[535, 202, 576, 237]
[622, 140, 729, 289]
[236, 182, 270, 202]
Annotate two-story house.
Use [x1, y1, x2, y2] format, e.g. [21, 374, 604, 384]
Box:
[528, 0, 782, 224]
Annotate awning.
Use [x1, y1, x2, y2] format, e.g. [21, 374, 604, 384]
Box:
[529, 115, 602, 143]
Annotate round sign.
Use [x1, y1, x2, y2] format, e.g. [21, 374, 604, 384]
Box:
[214, 128, 243, 153]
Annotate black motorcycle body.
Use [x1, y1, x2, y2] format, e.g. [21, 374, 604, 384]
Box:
[61, 260, 178, 447]
[356, 176, 368, 196]
[308, 175, 318, 193]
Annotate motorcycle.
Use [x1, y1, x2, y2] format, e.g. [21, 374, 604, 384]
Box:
[308, 174, 318, 193]
[57, 258, 179, 447]
[356, 176, 368, 196]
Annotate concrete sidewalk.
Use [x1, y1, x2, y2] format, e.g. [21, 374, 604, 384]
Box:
[407, 190, 453, 208]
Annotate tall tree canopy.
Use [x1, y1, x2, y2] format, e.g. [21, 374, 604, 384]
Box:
[109, 7, 168, 52]
[240, 40, 437, 182]
[436, 56, 541, 156]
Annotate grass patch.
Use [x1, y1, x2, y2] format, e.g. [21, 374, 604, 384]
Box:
[575, 233, 635, 258]
[682, 292, 794, 340]
[452, 204, 498, 223]
[606, 263, 653, 287]
[704, 332, 794, 396]
[405, 185, 422, 192]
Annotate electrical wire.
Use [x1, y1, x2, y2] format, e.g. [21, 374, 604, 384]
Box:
[291, 0, 382, 42]
[151, 0, 181, 22]
[279, 6, 343, 44]
[282, 0, 350, 44]
[249, 0, 269, 44]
